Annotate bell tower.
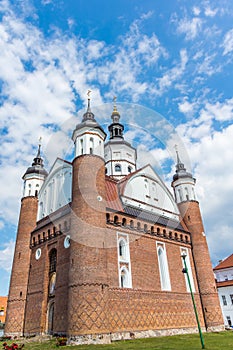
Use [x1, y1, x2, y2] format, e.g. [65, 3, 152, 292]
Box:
[67, 93, 109, 337]
[5, 143, 47, 336]
[171, 150, 224, 331]
[104, 99, 137, 179]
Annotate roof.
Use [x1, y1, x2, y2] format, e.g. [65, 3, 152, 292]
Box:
[214, 253, 233, 270]
[216, 280, 233, 288]
[105, 177, 123, 212]
[105, 176, 186, 232]
[123, 206, 186, 232]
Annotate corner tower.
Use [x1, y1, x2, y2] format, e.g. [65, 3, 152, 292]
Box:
[104, 100, 137, 179]
[171, 151, 224, 331]
[68, 94, 109, 337]
[5, 144, 47, 336]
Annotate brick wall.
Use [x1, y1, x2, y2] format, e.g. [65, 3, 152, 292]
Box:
[5, 197, 38, 336]
[178, 201, 224, 328]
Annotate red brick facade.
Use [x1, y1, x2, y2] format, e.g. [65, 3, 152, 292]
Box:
[178, 201, 223, 329]
[5, 197, 38, 336]
[5, 154, 224, 341]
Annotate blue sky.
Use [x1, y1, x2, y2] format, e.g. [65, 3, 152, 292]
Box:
[0, 0, 233, 296]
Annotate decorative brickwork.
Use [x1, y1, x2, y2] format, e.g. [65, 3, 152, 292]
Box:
[5, 197, 38, 336]
[178, 200, 224, 329]
[66, 286, 205, 336]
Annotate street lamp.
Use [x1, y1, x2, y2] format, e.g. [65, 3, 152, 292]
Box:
[181, 252, 205, 349]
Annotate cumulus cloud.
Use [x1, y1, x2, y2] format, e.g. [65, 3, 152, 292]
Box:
[204, 6, 218, 17]
[175, 100, 233, 263]
[156, 49, 188, 94]
[176, 16, 202, 40]
[222, 29, 233, 55]
[0, 240, 15, 272]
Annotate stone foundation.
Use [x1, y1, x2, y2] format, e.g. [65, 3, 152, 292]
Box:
[68, 326, 206, 346]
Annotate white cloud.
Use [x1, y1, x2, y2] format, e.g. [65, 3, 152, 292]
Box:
[176, 16, 202, 40]
[0, 221, 5, 230]
[204, 6, 218, 17]
[175, 102, 233, 263]
[0, 240, 15, 272]
[178, 98, 195, 115]
[222, 29, 233, 55]
[41, 0, 53, 5]
[193, 7, 201, 16]
[156, 49, 188, 94]
[0, 3, 169, 225]
[200, 98, 233, 122]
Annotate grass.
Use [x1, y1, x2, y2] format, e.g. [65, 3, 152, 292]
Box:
[1, 331, 233, 350]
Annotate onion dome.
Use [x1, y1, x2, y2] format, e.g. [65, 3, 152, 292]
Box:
[23, 143, 48, 178]
[73, 93, 106, 136]
[173, 149, 193, 181]
[108, 97, 124, 140]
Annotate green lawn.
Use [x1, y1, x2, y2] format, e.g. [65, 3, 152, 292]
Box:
[1, 332, 233, 350]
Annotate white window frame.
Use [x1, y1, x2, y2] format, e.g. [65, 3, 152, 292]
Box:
[117, 232, 132, 288]
[180, 247, 195, 292]
[156, 242, 171, 291]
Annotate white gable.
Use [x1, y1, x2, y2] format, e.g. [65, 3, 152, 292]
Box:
[121, 165, 179, 221]
[37, 158, 72, 220]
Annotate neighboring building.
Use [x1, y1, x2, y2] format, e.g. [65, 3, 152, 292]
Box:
[5, 98, 224, 343]
[214, 254, 233, 327]
[0, 296, 8, 325]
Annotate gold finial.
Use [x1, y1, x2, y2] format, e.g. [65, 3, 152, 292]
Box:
[87, 90, 91, 98]
[113, 96, 118, 112]
[38, 136, 42, 146]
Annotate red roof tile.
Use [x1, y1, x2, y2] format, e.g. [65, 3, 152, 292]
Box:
[214, 253, 233, 270]
[105, 177, 123, 212]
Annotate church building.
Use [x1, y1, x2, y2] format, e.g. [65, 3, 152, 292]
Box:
[5, 97, 224, 344]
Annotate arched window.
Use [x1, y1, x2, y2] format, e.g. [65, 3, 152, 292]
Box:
[178, 189, 183, 202]
[122, 218, 126, 227]
[192, 187, 196, 200]
[120, 267, 130, 288]
[49, 249, 57, 274]
[128, 166, 132, 173]
[90, 137, 94, 154]
[185, 187, 189, 200]
[115, 164, 121, 172]
[47, 302, 54, 334]
[114, 215, 119, 225]
[119, 239, 127, 260]
[80, 139, 83, 155]
[157, 244, 171, 291]
[130, 220, 134, 229]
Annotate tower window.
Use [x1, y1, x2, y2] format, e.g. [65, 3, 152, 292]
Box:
[128, 166, 132, 173]
[49, 249, 57, 274]
[185, 187, 189, 200]
[80, 139, 83, 155]
[115, 164, 121, 172]
[90, 138, 94, 154]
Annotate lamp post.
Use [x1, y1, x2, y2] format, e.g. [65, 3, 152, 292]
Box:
[181, 252, 205, 349]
